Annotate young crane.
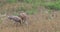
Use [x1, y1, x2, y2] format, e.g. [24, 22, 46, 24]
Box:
[8, 16, 22, 24]
[18, 11, 28, 25]
[8, 11, 28, 25]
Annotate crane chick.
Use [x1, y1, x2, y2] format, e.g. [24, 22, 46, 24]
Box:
[8, 16, 22, 24]
[18, 11, 28, 24]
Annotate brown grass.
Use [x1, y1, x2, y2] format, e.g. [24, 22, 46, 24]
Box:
[0, 11, 60, 32]
[0, 3, 60, 32]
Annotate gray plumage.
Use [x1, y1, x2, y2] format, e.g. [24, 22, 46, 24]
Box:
[8, 16, 22, 24]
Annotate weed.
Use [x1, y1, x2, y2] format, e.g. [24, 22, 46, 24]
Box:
[6, 0, 17, 3]
[41, 0, 60, 10]
[0, 19, 2, 24]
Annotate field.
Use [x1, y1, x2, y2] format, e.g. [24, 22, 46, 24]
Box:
[0, 0, 60, 32]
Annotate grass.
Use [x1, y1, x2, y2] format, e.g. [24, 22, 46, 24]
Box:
[0, 19, 2, 24]
[41, 0, 60, 10]
[0, 0, 60, 32]
[0, 1, 59, 18]
[0, 0, 41, 15]
[6, 0, 60, 13]
[0, 0, 60, 15]
[6, 0, 17, 3]
[26, 9, 38, 15]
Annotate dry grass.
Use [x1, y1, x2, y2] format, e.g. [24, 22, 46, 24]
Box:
[0, 3, 60, 32]
[0, 9, 60, 32]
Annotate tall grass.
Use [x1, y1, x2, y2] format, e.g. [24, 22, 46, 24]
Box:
[6, 0, 17, 3]
[41, 0, 60, 10]
[3, 0, 41, 15]
[0, 0, 60, 15]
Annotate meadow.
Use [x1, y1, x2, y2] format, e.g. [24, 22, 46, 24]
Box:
[0, 0, 60, 32]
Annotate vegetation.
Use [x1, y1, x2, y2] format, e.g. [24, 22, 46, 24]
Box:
[41, 0, 60, 10]
[0, 0, 60, 32]
[0, 0, 41, 15]
[0, 0, 60, 15]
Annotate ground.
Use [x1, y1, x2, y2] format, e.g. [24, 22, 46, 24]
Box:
[0, 6, 60, 32]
